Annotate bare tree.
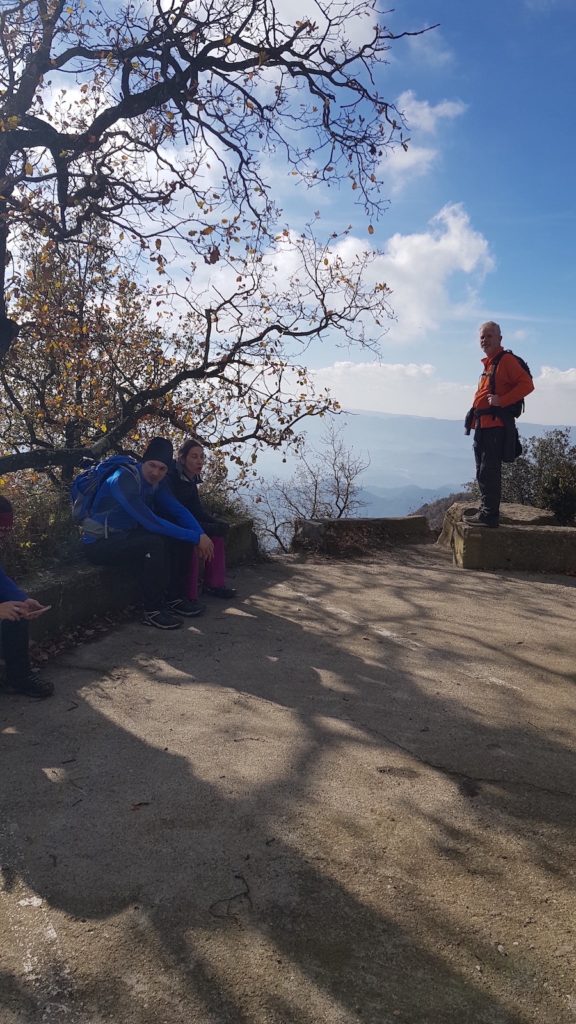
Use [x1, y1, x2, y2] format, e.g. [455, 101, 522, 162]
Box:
[252, 421, 369, 551]
[0, 0, 431, 474]
[0, 218, 391, 475]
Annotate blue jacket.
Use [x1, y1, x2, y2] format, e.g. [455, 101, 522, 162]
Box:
[0, 565, 27, 602]
[81, 465, 204, 545]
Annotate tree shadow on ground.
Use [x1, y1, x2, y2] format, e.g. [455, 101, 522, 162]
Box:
[1, 554, 575, 1023]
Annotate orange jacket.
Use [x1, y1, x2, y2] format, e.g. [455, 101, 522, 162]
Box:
[473, 349, 534, 429]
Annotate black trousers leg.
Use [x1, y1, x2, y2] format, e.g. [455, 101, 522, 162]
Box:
[474, 428, 505, 521]
[1, 620, 31, 684]
[85, 532, 169, 611]
[166, 540, 195, 601]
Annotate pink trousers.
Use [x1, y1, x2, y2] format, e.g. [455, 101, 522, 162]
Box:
[185, 536, 226, 599]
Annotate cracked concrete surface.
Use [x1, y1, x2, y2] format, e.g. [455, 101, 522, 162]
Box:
[1, 546, 576, 1024]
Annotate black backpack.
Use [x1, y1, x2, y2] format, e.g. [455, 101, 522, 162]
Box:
[490, 350, 532, 418]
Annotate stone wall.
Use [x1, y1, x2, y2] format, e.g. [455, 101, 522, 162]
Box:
[438, 502, 576, 572]
[291, 515, 432, 556]
[20, 518, 258, 643]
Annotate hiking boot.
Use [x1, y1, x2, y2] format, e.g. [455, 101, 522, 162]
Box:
[168, 598, 206, 617]
[464, 512, 499, 529]
[1, 672, 54, 699]
[143, 608, 183, 629]
[203, 585, 237, 599]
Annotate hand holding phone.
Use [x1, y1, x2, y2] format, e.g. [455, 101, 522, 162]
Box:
[21, 599, 52, 620]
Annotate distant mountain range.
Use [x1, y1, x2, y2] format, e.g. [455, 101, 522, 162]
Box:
[251, 411, 575, 517]
[357, 483, 462, 518]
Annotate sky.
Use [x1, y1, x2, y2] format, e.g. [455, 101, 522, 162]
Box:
[31, 0, 575, 429]
[284, 0, 576, 425]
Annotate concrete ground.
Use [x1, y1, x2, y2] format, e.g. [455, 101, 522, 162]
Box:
[1, 546, 576, 1024]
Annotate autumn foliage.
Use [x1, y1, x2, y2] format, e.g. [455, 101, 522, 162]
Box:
[0, 0, 427, 475]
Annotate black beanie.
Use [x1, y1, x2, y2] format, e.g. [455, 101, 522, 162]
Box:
[141, 437, 174, 467]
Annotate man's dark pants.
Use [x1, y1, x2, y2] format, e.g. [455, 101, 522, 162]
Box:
[473, 426, 505, 522]
[1, 619, 32, 685]
[85, 531, 190, 611]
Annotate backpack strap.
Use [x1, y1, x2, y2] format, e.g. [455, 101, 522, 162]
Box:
[488, 350, 505, 393]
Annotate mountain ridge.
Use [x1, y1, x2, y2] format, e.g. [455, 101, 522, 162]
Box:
[249, 412, 575, 516]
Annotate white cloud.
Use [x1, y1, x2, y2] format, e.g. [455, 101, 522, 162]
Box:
[395, 90, 467, 135]
[253, 0, 380, 48]
[527, 366, 576, 424]
[313, 360, 473, 417]
[127, 201, 493, 387]
[356, 203, 494, 342]
[382, 92, 465, 190]
[312, 360, 576, 425]
[538, 366, 576, 384]
[406, 30, 454, 68]
[157, 0, 379, 51]
[258, 203, 492, 348]
[381, 144, 438, 192]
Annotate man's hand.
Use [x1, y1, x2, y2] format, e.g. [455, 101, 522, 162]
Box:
[0, 601, 27, 621]
[487, 394, 502, 407]
[21, 598, 51, 620]
[198, 534, 215, 562]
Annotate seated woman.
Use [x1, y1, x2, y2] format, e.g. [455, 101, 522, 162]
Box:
[168, 439, 237, 600]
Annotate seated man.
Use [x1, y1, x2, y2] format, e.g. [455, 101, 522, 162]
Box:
[80, 438, 214, 630]
[168, 439, 237, 600]
[0, 497, 53, 699]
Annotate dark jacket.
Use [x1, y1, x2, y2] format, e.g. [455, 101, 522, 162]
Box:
[167, 463, 229, 536]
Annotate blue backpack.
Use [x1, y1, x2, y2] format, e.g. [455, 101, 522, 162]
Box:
[71, 454, 140, 528]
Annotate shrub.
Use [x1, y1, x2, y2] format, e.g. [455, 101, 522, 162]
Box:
[197, 455, 250, 521]
[0, 472, 77, 577]
[540, 466, 576, 525]
[501, 427, 576, 516]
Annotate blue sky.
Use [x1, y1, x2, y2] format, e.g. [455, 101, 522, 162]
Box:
[35, 1, 574, 427]
[289, 0, 576, 424]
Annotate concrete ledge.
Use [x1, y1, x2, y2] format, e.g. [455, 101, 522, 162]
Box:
[292, 515, 432, 555]
[19, 517, 258, 642]
[439, 502, 576, 571]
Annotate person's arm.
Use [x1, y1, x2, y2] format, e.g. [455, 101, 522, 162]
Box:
[155, 483, 204, 533]
[156, 484, 215, 561]
[491, 355, 535, 408]
[0, 565, 27, 603]
[108, 470, 203, 543]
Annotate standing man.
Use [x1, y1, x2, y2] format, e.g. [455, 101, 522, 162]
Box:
[465, 321, 534, 528]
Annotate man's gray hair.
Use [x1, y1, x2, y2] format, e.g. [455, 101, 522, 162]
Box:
[480, 320, 502, 337]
